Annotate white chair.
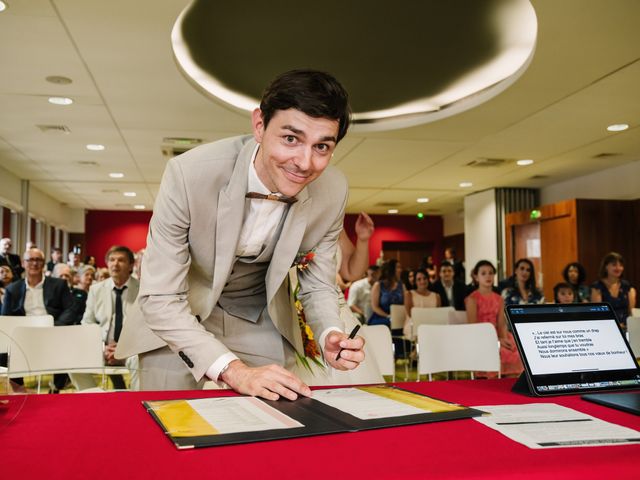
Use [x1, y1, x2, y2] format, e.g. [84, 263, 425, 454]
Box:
[0, 315, 54, 354]
[448, 310, 468, 325]
[8, 324, 124, 393]
[632, 308, 640, 318]
[411, 307, 454, 338]
[360, 325, 395, 382]
[627, 316, 640, 360]
[416, 323, 500, 381]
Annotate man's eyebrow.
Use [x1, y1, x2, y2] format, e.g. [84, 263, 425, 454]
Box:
[281, 125, 337, 144]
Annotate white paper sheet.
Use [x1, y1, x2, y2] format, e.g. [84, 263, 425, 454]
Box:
[186, 397, 303, 434]
[473, 403, 640, 448]
[312, 387, 427, 419]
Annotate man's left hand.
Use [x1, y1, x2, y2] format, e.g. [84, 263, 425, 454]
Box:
[323, 331, 365, 370]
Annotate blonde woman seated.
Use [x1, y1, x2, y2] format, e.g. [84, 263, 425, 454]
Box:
[402, 269, 441, 339]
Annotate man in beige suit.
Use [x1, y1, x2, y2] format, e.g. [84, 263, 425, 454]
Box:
[116, 70, 364, 399]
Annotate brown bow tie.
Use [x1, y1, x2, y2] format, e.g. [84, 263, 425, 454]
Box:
[245, 192, 297, 205]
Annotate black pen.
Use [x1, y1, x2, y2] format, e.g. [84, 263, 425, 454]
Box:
[335, 324, 361, 361]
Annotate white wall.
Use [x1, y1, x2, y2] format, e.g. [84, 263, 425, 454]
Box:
[464, 189, 498, 283]
[0, 163, 84, 232]
[541, 159, 640, 205]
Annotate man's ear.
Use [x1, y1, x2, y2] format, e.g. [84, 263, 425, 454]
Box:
[251, 108, 265, 143]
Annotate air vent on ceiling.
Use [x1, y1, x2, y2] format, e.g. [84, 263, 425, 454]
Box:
[592, 152, 621, 158]
[162, 146, 193, 158]
[375, 202, 404, 207]
[530, 175, 549, 179]
[466, 158, 512, 168]
[76, 161, 99, 166]
[162, 137, 202, 146]
[115, 203, 132, 207]
[101, 189, 120, 194]
[37, 124, 71, 134]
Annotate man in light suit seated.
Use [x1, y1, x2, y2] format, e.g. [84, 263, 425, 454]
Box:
[72, 245, 139, 390]
[116, 69, 365, 399]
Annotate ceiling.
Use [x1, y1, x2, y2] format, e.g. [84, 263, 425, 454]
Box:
[0, 0, 639, 217]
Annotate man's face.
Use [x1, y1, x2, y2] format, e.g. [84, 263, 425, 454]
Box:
[56, 265, 73, 286]
[252, 108, 339, 198]
[440, 265, 454, 283]
[23, 250, 45, 277]
[1, 239, 11, 254]
[52, 250, 62, 262]
[107, 251, 132, 284]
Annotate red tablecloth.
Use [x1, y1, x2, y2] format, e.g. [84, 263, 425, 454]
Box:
[3, 379, 639, 479]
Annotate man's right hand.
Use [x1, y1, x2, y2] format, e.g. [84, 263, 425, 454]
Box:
[219, 360, 311, 401]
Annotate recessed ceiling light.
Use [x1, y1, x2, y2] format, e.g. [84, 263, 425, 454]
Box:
[459, 182, 473, 188]
[86, 144, 105, 151]
[606, 123, 629, 132]
[517, 159, 534, 166]
[134, 205, 146, 210]
[388, 209, 399, 214]
[417, 197, 430, 203]
[109, 172, 124, 178]
[0, 2, 7, 13]
[48, 96, 73, 106]
[123, 192, 137, 197]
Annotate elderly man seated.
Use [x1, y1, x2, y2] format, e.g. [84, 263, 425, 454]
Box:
[1, 247, 75, 392]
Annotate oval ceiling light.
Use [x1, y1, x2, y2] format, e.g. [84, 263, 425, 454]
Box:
[134, 204, 146, 210]
[606, 124, 629, 132]
[48, 96, 73, 106]
[388, 209, 399, 214]
[86, 144, 105, 151]
[0, 1, 7, 13]
[171, 0, 538, 132]
[517, 159, 534, 166]
[459, 181, 473, 188]
[417, 197, 430, 203]
[109, 172, 124, 178]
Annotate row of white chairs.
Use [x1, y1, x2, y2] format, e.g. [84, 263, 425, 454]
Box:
[1, 315, 129, 393]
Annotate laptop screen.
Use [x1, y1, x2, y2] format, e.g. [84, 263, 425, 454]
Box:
[505, 303, 640, 396]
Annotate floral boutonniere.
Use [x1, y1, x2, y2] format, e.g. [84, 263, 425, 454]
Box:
[292, 248, 316, 271]
[293, 282, 325, 373]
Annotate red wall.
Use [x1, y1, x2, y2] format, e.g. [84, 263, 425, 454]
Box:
[344, 214, 444, 266]
[85, 210, 152, 267]
[84, 210, 444, 269]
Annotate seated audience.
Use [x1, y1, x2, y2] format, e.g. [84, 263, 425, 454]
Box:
[73, 246, 140, 390]
[95, 267, 110, 282]
[0, 237, 24, 281]
[443, 247, 465, 283]
[401, 269, 416, 291]
[368, 258, 404, 328]
[501, 258, 545, 305]
[84, 255, 96, 267]
[465, 260, 522, 377]
[46, 247, 63, 275]
[0, 264, 14, 309]
[418, 255, 437, 281]
[1, 247, 75, 391]
[553, 282, 575, 304]
[347, 265, 379, 324]
[403, 269, 441, 338]
[562, 262, 590, 303]
[67, 251, 81, 270]
[70, 265, 95, 324]
[430, 261, 466, 311]
[52, 263, 75, 288]
[590, 252, 636, 331]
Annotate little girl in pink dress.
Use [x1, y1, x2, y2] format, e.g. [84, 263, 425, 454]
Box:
[465, 260, 523, 377]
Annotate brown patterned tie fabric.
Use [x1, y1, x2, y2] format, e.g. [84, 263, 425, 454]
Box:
[245, 192, 297, 205]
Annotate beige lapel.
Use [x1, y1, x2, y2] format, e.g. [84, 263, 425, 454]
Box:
[266, 187, 311, 352]
[210, 142, 254, 303]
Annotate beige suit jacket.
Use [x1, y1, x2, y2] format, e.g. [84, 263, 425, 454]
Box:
[116, 135, 347, 380]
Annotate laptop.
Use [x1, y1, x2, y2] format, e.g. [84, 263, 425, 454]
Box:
[505, 303, 640, 397]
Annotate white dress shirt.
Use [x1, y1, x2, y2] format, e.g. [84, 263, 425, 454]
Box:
[24, 277, 47, 316]
[347, 277, 373, 320]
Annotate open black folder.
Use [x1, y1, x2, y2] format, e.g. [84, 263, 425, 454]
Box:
[144, 385, 485, 449]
